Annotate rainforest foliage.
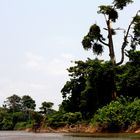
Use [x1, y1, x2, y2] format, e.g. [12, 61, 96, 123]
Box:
[0, 0, 140, 131]
[0, 50, 139, 131]
[91, 96, 140, 132]
[60, 50, 140, 119]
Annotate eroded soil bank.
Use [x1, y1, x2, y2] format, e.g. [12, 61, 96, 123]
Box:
[24, 124, 140, 134]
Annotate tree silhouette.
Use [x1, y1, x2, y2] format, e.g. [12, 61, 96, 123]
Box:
[82, 0, 140, 65]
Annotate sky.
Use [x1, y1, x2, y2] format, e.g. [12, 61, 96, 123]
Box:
[0, 0, 139, 110]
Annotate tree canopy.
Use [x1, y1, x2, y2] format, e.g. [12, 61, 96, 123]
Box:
[0, 0, 139, 132]
[21, 95, 36, 111]
[61, 0, 140, 120]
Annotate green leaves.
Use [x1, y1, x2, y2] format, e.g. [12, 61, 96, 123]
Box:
[98, 5, 118, 22]
[61, 59, 116, 119]
[88, 24, 101, 38]
[113, 0, 133, 10]
[116, 50, 140, 97]
[4, 94, 21, 112]
[133, 14, 140, 45]
[82, 0, 138, 65]
[39, 101, 54, 115]
[21, 95, 36, 111]
[82, 24, 104, 55]
[92, 43, 104, 55]
[82, 36, 92, 50]
[3, 94, 36, 112]
[91, 96, 140, 132]
[62, 112, 82, 124]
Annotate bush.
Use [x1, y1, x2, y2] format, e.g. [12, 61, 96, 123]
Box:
[62, 112, 82, 124]
[91, 96, 140, 132]
[14, 121, 34, 130]
[14, 122, 27, 130]
[47, 112, 66, 127]
[12, 112, 28, 125]
[46, 112, 82, 127]
[2, 117, 13, 130]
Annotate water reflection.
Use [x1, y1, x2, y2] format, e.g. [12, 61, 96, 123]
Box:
[0, 131, 140, 140]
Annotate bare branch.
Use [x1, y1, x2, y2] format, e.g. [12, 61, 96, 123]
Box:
[116, 21, 133, 65]
[116, 10, 140, 65]
[98, 37, 109, 47]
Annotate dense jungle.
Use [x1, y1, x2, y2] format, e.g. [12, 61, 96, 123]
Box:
[0, 0, 140, 133]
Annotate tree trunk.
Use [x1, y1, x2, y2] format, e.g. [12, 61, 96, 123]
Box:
[107, 19, 117, 99]
[107, 20, 116, 65]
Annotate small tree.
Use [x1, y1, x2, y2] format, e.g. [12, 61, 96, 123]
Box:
[39, 101, 54, 115]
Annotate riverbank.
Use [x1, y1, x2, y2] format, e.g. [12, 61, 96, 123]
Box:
[25, 124, 97, 133]
[24, 124, 140, 134]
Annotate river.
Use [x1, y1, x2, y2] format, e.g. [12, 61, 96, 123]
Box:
[0, 131, 140, 140]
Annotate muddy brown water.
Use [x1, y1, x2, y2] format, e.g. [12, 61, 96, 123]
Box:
[0, 131, 140, 140]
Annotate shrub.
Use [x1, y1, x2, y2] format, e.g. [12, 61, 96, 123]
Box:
[91, 96, 140, 132]
[14, 122, 27, 130]
[2, 117, 13, 130]
[46, 112, 82, 127]
[47, 112, 66, 127]
[14, 121, 34, 130]
[62, 112, 82, 124]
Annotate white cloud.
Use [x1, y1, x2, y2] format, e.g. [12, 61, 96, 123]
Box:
[0, 52, 75, 110]
[24, 52, 45, 70]
[46, 59, 66, 75]
[24, 51, 74, 76]
[61, 53, 75, 60]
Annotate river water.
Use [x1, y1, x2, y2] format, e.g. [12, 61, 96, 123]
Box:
[0, 131, 140, 140]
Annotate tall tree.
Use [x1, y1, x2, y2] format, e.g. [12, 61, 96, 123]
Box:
[82, 0, 140, 65]
[39, 101, 54, 114]
[21, 95, 36, 111]
[3, 94, 21, 112]
[61, 59, 115, 119]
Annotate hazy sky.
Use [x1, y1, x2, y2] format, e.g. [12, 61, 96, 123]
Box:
[0, 0, 139, 110]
